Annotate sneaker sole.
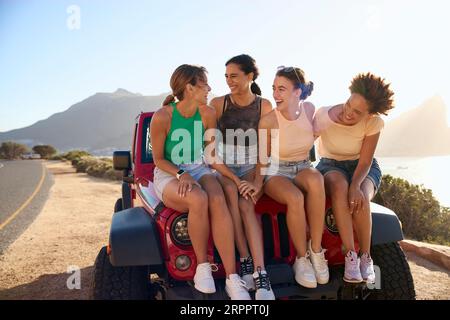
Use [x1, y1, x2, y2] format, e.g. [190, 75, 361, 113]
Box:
[316, 277, 330, 285]
[343, 276, 363, 284]
[296, 276, 317, 288]
[194, 284, 216, 294]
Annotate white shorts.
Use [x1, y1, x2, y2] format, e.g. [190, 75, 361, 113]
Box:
[153, 163, 213, 201]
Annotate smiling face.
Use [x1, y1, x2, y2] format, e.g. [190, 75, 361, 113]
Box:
[272, 75, 301, 109]
[341, 93, 370, 125]
[225, 63, 253, 94]
[192, 76, 211, 105]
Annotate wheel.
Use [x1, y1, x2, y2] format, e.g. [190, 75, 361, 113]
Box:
[91, 246, 152, 300]
[114, 198, 123, 213]
[368, 242, 416, 300]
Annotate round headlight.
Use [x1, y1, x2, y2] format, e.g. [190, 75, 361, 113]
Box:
[325, 208, 339, 234]
[175, 255, 192, 271]
[171, 214, 191, 246]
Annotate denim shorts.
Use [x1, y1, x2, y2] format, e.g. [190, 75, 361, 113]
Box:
[153, 162, 213, 201]
[264, 159, 312, 183]
[315, 157, 382, 192]
[226, 164, 255, 179]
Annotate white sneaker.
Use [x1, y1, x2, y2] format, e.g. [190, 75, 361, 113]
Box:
[293, 252, 317, 288]
[308, 240, 330, 285]
[225, 274, 251, 300]
[193, 262, 216, 294]
[253, 268, 275, 300]
[343, 251, 363, 283]
[360, 252, 376, 284]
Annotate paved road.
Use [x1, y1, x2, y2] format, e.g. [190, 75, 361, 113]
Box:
[0, 160, 53, 254]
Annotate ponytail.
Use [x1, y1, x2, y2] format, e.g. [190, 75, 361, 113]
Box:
[250, 82, 262, 95]
[162, 94, 176, 106]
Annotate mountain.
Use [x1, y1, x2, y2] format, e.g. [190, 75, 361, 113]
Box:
[376, 95, 450, 157]
[0, 89, 167, 155]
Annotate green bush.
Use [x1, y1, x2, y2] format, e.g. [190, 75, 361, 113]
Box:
[63, 150, 91, 161]
[49, 154, 65, 160]
[74, 156, 98, 173]
[373, 174, 450, 246]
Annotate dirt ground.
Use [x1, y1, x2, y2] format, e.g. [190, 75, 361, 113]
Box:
[0, 160, 448, 300]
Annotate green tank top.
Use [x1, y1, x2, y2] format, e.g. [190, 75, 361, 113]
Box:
[164, 102, 205, 165]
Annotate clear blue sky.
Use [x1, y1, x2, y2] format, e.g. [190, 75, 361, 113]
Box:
[1, 0, 449, 131]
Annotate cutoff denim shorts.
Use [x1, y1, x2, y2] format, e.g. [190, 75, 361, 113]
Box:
[264, 159, 313, 183]
[315, 157, 382, 192]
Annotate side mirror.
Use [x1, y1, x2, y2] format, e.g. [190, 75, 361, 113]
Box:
[113, 151, 131, 171]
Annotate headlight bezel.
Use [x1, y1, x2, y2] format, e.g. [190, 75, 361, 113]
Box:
[170, 213, 192, 247]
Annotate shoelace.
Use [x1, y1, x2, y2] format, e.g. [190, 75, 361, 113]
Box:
[229, 277, 248, 289]
[198, 263, 219, 274]
[240, 256, 254, 276]
[312, 249, 329, 270]
[254, 267, 271, 291]
[347, 253, 360, 271]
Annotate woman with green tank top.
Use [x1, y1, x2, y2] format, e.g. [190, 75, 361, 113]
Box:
[210, 54, 275, 300]
[150, 64, 250, 300]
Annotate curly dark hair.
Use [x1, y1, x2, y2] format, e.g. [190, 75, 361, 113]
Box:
[349, 73, 394, 115]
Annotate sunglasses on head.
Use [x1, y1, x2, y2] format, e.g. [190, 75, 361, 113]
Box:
[277, 65, 302, 84]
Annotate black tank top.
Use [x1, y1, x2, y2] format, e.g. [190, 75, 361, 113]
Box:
[217, 94, 262, 164]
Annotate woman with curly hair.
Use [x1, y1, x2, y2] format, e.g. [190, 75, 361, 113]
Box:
[313, 72, 395, 284]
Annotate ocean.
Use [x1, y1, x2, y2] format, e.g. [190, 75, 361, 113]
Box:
[377, 156, 450, 208]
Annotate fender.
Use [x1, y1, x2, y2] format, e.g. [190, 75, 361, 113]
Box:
[370, 202, 404, 245]
[109, 207, 163, 267]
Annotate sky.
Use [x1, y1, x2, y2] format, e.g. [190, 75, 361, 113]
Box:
[1, 0, 450, 131]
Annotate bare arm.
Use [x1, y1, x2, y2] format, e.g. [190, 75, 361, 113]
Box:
[348, 132, 380, 213]
[150, 108, 181, 176]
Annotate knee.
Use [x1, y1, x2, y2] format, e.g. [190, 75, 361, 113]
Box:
[305, 170, 325, 191]
[285, 190, 304, 208]
[187, 190, 208, 216]
[222, 183, 238, 201]
[208, 189, 227, 208]
[238, 197, 254, 217]
[326, 175, 348, 198]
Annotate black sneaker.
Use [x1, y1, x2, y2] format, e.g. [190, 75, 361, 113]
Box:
[240, 256, 255, 290]
[253, 267, 275, 300]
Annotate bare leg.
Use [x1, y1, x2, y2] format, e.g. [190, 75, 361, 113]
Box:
[217, 175, 250, 259]
[293, 168, 326, 253]
[199, 174, 237, 276]
[264, 176, 308, 258]
[324, 172, 355, 253]
[352, 178, 375, 254]
[162, 180, 209, 263]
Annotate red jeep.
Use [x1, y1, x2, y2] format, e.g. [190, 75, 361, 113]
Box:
[92, 112, 416, 300]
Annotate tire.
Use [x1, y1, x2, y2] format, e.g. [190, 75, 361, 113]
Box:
[91, 246, 152, 300]
[114, 198, 123, 213]
[369, 242, 416, 300]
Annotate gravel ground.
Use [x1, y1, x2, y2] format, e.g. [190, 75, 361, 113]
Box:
[0, 161, 448, 300]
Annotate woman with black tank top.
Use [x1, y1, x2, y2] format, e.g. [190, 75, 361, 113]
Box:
[210, 54, 274, 300]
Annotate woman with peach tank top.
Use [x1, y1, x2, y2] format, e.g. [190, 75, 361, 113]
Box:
[241, 66, 329, 289]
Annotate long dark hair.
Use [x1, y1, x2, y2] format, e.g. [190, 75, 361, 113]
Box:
[162, 64, 207, 106]
[225, 54, 261, 95]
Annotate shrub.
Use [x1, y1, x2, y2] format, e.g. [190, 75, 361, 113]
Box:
[373, 174, 450, 246]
